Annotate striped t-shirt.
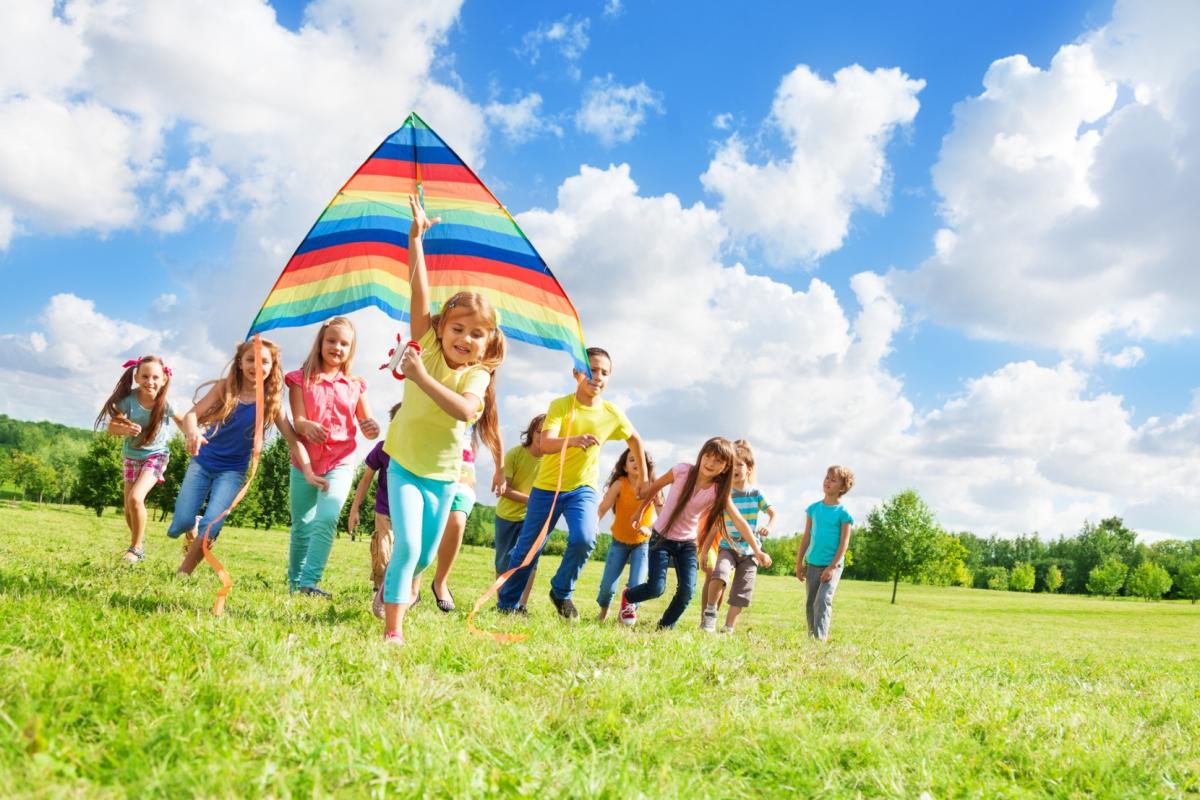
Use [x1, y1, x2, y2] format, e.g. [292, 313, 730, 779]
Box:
[721, 487, 772, 555]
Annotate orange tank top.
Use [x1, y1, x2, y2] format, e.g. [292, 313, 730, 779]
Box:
[612, 478, 655, 545]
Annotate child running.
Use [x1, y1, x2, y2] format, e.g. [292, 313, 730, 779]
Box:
[596, 448, 661, 624]
[347, 402, 402, 618]
[287, 316, 381, 598]
[379, 195, 505, 645]
[496, 348, 648, 619]
[492, 414, 545, 613]
[795, 465, 855, 641]
[169, 339, 328, 575]
[621, 437, 757, 630]
[96, 355, 186, 564]
[700, 440, 774, 633]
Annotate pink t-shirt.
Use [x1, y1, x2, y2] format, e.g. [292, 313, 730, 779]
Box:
[656, 462, 717, 542]
[285, 368, 364, 475]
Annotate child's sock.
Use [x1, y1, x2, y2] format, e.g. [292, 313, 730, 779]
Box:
[704, 603, 717, 613]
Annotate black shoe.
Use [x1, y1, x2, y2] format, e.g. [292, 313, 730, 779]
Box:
[433, 587, 455, 613]
[299, 586, 332, 600]
[549, 589, 579, 620]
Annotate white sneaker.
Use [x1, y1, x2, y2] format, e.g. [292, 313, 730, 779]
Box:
[720, 625, 734, 635]
[700, 606, 718, 633]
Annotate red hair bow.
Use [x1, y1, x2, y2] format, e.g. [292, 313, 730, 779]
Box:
[122, 357, 172, 377]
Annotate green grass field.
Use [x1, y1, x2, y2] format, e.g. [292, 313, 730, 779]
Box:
[1, 503, 1197, 798]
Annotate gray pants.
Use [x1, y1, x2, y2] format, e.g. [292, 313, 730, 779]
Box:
[805, 563, 843, 640]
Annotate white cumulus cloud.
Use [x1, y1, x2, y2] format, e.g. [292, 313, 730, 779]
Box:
[575, 75, 663, 146]
[701, 64, 924, 266]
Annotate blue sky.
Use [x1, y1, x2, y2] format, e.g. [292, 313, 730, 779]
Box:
[1, 0, 1197, 540]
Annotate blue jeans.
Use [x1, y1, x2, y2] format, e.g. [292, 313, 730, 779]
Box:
[596, 539, 649, 609]
[493, 516, 524, 574]
[167, 460, 245, 542]
[381, 461, 456, 604]
[624, 534, 698, 629]
[288, 464, 353, 590]
[497, 486, 598, 609]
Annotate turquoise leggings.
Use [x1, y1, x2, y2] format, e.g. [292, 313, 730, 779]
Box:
[382, 460, 456, 604]
[288, 464, 353, 590]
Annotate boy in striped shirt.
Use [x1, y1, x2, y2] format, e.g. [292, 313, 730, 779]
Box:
[701, 440, 775, 633]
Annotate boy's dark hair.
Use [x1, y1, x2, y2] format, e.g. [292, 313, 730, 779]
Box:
[585, 346, 611, 364]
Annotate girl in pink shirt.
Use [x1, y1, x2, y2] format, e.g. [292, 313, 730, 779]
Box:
[620, 437, 755, 629]
[286, 316, 380, 597]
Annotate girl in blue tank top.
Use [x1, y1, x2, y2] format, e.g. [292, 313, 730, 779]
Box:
[169, 339, 328, 576]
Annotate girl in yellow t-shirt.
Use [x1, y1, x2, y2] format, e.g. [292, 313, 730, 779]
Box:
[377, 195, 506, 646]
[596, 448, 663, 624]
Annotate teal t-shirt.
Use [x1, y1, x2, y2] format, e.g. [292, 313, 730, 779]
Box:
[117, 395, 177, 459]
[805, 501, 853, 566]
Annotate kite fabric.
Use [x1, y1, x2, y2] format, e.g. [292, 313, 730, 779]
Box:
[246, 112, 590, 375]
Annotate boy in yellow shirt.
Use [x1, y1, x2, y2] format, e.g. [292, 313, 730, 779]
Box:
[497, 348, 648, 618]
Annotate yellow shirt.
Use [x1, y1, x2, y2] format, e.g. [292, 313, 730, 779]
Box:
[495, 443, 541, 522]
[384, 328, 491, 481]
[533, 394, 634, 492]
[611, 477, 655, 545]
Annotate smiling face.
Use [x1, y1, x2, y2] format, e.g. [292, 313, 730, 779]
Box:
[239, 344, 274, 386]
[440, 308, 492, 367]
[321, 323, 354, 371]
[134, 360, 166, 398]
[698, 451, 729, 481]
[575, 353, 612, 399]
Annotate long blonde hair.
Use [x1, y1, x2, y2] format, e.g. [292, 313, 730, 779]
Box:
[301, 316, 358, 385]
[431, 292, 506, 466]
[195, 339, 284, 435]
[95, 355, 172, 449]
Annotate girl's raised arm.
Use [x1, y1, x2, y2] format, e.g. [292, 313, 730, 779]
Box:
[347, 464, 377, 537]
[407, 194, 440, 341]
[632, 471, 675, 528]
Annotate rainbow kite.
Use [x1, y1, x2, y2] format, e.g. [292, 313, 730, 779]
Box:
[246, 112, 589, 373]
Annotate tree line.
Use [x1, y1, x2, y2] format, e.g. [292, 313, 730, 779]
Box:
[2, 416, 1198, 601]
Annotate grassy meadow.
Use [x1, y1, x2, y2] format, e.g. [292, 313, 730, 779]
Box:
[0, 502, 1197, 798]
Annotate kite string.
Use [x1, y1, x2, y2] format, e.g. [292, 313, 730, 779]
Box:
[467, 397, 577, 643]
[201, 334, 266, 617]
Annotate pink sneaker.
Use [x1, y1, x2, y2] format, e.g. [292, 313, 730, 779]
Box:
[618, 590, 637, 627]
[384, 631, 404, 646]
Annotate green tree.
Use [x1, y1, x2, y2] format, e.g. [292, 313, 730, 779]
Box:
[1044, 563, 1064, 593]
[1126, 562, 1172, 601]
[1177, 558, 1200, 604]
[918, 532, 972, 587]
[1058, 518, 1138, 593]
[983, 566, 1009, 591]
[1009, 561, 1035, 592]
[1086, 556, 1128, 598]
[76, 435, 124, 517]
[857, 490, 942, 604]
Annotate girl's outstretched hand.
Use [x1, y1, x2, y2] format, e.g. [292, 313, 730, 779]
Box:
[408, 194, 441, 237]
[491, 471, 508, 496]
[360, 418, 380, 439]
[186, 429, 208, 457]
[399, 344, 428, 383]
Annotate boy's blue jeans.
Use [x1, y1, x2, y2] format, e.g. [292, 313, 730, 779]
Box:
[596, 539, 649, 609]
[497, 486, 597, 609]
[167, 460, 245, 542]
[624, 535, 698, 629]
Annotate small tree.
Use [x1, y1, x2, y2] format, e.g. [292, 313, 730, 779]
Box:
[1177, 558, 1200, 604]
[76, 435, 124, 517]
[1043, 563, 1064, 593]
[1009, 561, 1035, 592]
[983, 566, 1009, 591]
[857, 490, 942, 604]
[1127, 562, 1172, 601]
[1086, 556, 1128, 598]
